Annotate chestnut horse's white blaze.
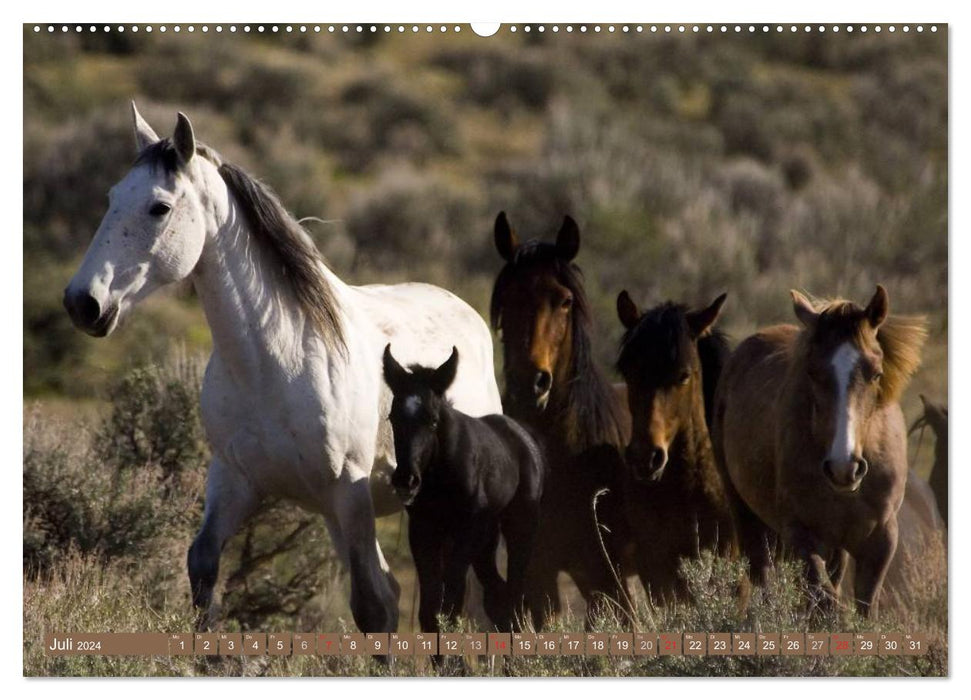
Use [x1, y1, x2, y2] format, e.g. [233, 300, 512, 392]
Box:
[63, 104, 502, 632]
[828, 342, 861, 466]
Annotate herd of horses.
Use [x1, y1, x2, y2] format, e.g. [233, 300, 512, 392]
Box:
[62, 106, 946, 637]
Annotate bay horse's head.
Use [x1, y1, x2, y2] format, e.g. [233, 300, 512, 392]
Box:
[490, 211, 584, 416]
[383, 344, 459, 506]
[616, 291, 727, 481]
[790, 285, 926, 494]
[64, 104, 210, 337]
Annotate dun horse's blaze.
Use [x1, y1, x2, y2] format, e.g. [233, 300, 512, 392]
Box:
[712, 285, 927, 617]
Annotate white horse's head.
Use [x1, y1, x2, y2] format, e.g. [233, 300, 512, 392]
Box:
[64, 103, 209, 336]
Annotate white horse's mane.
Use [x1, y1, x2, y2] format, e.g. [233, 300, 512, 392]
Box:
[136, 138, 346, 353]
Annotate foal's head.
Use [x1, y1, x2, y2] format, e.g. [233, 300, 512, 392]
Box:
[383, 345, 459, 505]
[790, 285, 925, 493]
[616, 292, 727, 481]
[490, 212, 585, 415]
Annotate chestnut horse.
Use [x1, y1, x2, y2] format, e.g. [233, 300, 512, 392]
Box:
[712, 286, 926, 616]
[615, 291, 737, 602]
[491, 212, 633, 627]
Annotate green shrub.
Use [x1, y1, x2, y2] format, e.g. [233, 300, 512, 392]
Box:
[95, 357, 206, 482]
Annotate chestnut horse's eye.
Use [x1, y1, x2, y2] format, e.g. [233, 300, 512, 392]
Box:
[871, 371, 883, 384]
[149, 202, 171, 217]
[679, 371, 690, 385]
[560, 296, 573, 310]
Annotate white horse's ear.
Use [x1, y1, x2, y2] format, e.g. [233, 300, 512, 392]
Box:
[791, 290, 819, 328]
[173, 112, 196, 165]
[131, 101, 159, 152]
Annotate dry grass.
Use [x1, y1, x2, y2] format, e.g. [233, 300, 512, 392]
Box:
[22, 360, 947, 677]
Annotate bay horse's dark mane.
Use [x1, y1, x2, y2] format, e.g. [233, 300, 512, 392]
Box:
[136, 138, 346, 353]
[617, 301, 730, 428]
[490, 240, 626, 451]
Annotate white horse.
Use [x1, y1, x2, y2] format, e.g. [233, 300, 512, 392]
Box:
[64, 104, 503, 632]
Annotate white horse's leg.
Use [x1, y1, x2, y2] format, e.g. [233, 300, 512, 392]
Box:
[329, 471, 400, 632]
[187, 458, 260, 613]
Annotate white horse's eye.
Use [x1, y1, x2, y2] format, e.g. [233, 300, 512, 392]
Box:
[149, 202, 172, 217]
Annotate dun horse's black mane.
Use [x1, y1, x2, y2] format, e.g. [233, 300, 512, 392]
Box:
[136, 139, 345, 353]
[491, 240, 626, 451]
[617, 301, 730, 429]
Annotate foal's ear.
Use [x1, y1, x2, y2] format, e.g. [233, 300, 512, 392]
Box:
[790, 290, 819, 327]
[431, 347, 460, 395]
[616, 290, 641, 330]
[494, 212, 519, 262]
[173, 112, 196, 166]
[131, 101, 159, 152]
[865, 284, 889, 329]
[687, 292, 728, 338]
[555, 215, 580, 261]
[382, 344, 409, 394]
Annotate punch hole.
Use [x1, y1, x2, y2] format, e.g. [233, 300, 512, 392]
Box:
[471, 23, 500, 37]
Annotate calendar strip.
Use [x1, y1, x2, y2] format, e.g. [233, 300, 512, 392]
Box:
[43, 632, 929, 657]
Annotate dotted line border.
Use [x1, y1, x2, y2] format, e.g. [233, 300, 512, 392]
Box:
[31, 24, 940, 35]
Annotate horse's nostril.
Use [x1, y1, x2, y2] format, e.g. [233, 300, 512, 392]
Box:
[64, 290, 102, 328]
[534, 371, 552, 396]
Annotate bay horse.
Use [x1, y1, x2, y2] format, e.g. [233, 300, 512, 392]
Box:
[711, 285, 926, 617]
[491, 212, 634, 627]
[614, 291, 737, 603]
[383, 345, 545, 632]
[63, 104, 503, 633]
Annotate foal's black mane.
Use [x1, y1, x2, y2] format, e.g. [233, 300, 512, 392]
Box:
[491, 240, 626, 451]
[136, 138, 345, 353]
[617, 302, 730, 429]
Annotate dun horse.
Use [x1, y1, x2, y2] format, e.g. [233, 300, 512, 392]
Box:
[491, 212, 633, 627]
[712, 285, 926, 616]
[383, 346, 545, 632]
[614, 291, 737, 602]
[63, 105, 503, 632]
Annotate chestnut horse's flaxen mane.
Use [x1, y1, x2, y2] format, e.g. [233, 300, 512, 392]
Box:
[793, 296, 928, 405]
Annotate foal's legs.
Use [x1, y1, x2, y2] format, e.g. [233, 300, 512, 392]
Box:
[187, 458, 261, 619]
[852, 520, 898, 619]
[330, 473, 400, 633]
[409, 515, 445, 633]
[471, 526, 508, 628]
[442, 523, 491, 626]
